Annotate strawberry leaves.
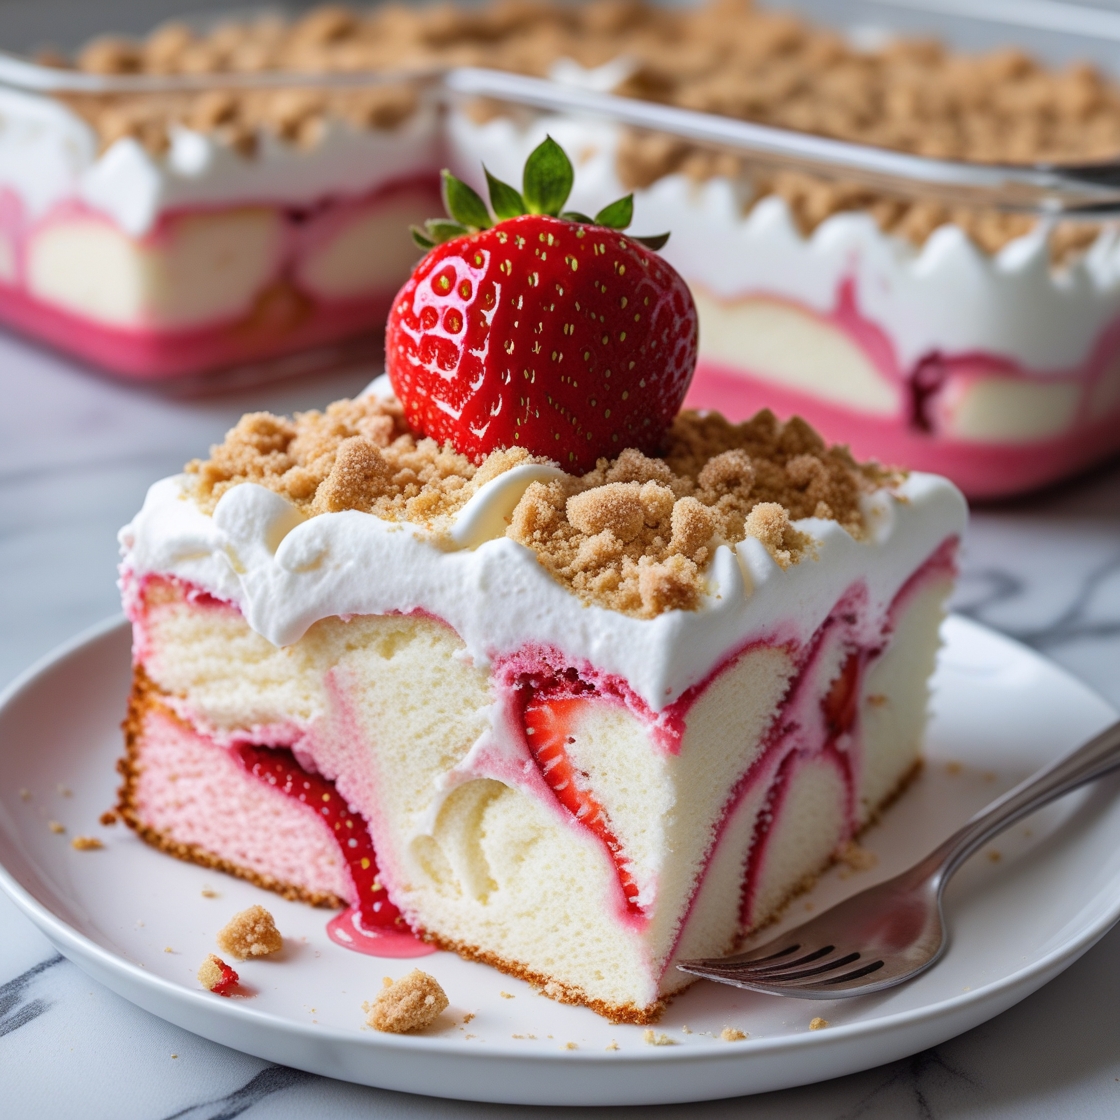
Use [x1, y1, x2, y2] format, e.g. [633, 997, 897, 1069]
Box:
[412, 135, 670, 250]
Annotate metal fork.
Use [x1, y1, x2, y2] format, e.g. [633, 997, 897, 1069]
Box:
[678, 717, 1120, 999]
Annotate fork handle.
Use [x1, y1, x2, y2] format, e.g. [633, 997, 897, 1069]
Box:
[910, 716, 1120, 890]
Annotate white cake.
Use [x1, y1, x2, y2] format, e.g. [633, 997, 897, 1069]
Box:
[117, 387, 965, 1022]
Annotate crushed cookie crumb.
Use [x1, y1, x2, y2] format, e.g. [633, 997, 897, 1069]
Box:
[197, 954, 239, 995]
[809, 1017, 829, 1031]
[366, 970, 449, 1033]
[643, 1030, 676, 1046]
[189, 396, 894, 619]
[48, 821, 65, 834]
[720, 1027, 748, 1041]
[99, 810, 118, 826]
[216, 904, 283, 959]
[837, 840, 878, 872]
[70, 836, 103, 851]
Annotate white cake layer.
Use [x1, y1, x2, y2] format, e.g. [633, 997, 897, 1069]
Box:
[133, 557, 949, 1016]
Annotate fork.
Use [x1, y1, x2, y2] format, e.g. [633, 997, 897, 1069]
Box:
[677, 716, 1120, 999]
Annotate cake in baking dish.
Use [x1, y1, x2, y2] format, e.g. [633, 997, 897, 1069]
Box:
[114, 139, 965, 1022]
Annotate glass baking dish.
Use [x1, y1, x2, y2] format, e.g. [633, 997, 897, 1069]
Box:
[3, 0, 1120, 497]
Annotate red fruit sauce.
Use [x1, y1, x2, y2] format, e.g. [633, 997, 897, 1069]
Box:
[236, 745, 435, 958]
[512, 667, 644, 916]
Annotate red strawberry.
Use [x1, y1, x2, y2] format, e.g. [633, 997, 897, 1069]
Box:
[521, 693, 642, 913]
[386, 137, 698, 473]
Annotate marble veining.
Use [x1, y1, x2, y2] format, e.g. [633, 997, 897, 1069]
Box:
[3, 326, 1120, 1117]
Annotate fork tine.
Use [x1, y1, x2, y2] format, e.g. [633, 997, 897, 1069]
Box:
[755, 950, 862, 982]
[740, 945, 836, 975]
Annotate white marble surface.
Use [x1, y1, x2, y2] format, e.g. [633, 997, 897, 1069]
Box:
[4, 327, 1120, 1118]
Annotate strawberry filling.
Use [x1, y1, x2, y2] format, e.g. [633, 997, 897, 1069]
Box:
[513, 668, 644, 915]
[235, 744, 411, 939]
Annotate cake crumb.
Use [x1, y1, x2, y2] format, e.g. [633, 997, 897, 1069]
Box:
[99, 810, 118, 826]
[19, 788, 30, 801]
[216, 905, 283, 959]
[643, 1030, 676, 1046]
[563, 1041, 578, 1050]
[70, 836, 103, 851]
[721, 1027, 748, 1041]
[606, 1040, 619, 1051]
[48, 821, 65, 834]
[201, 887, 219, 898]
[809, 1017, 829, 1031]
[838, 840, 878, 872]
[681, 1024, 693, 1034]
[197, 954, 239, 996]
[945, 761, 963, 775]
[462, 1011, 475, 1024]
[366, 970, 449, 1033]
[164, 947, 174, 954]
[57, 785, 72, 797]
[988, 850, 1002, 862]
[499, 991, 514, 999]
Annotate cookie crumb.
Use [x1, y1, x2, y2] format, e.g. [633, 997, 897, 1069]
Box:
[99, 810, 118, 826]
[606, 1040, 619, 1051]
[366, 970, 449, 1033]
[499, 991, 514, 999]
[838, 840, 878, 872]
[201, 887, 219, 898]
[809, 1017, 829, 1031]
[48, 821, 65, 834]
[721, 1027, 748, 1041]
[462, 1011, 475, 1024]
[643, 1030, 676, 1046]
[563, 1041, 578, 1050]
[216, 904, 283, 959]
[198, 954, 239, 996]
[70, 836, 103, 851]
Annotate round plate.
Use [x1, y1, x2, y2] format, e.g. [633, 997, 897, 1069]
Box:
[0, 615, 1117, 1106]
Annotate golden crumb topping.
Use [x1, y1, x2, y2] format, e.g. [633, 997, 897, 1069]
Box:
[188, 394, 538, 526]
[50, 0, 1119, 257]
[215, 904, 283, 959]
[188, 396, 892, 618]
[366, 970, 449, 1033]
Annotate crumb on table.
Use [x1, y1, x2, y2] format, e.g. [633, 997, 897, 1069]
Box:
[365, 970, 449, 1033]
[70, 836, 103, 851]
[216, 904, 283, 959]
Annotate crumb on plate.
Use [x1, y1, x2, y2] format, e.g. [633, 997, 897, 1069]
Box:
[70, 836, 103, 851]
[198, 954, 239, 996]
[366, 970, 449, 1033]
[809, 1017, 829, 1031]
[216, 904, 283, 959]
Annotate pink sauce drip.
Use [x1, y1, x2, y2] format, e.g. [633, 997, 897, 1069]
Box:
[235, 744, 435, 958]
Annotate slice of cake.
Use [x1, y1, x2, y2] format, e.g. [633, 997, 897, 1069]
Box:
[115, 140, 966, 1022]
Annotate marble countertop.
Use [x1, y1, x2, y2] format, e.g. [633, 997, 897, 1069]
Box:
[3, 330, 1120, 1119]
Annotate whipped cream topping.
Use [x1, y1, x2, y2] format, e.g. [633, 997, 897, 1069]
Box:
[0, 87, 439, 238]
[446, 98, 1120, 373]
[120, 456, 966, 712]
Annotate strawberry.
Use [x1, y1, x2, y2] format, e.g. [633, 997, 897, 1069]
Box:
[386, 137, 698, 472]
[521, 693, 642, 913]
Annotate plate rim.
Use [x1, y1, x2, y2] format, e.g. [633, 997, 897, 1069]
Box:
[1, 613, 1118, 1099]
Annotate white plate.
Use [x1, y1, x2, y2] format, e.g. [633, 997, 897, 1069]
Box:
[0, 615, 1118, 1106]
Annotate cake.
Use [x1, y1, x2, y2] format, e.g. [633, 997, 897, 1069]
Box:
[4, 2, 1119, 494]
[114, 137, 965, 1022]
